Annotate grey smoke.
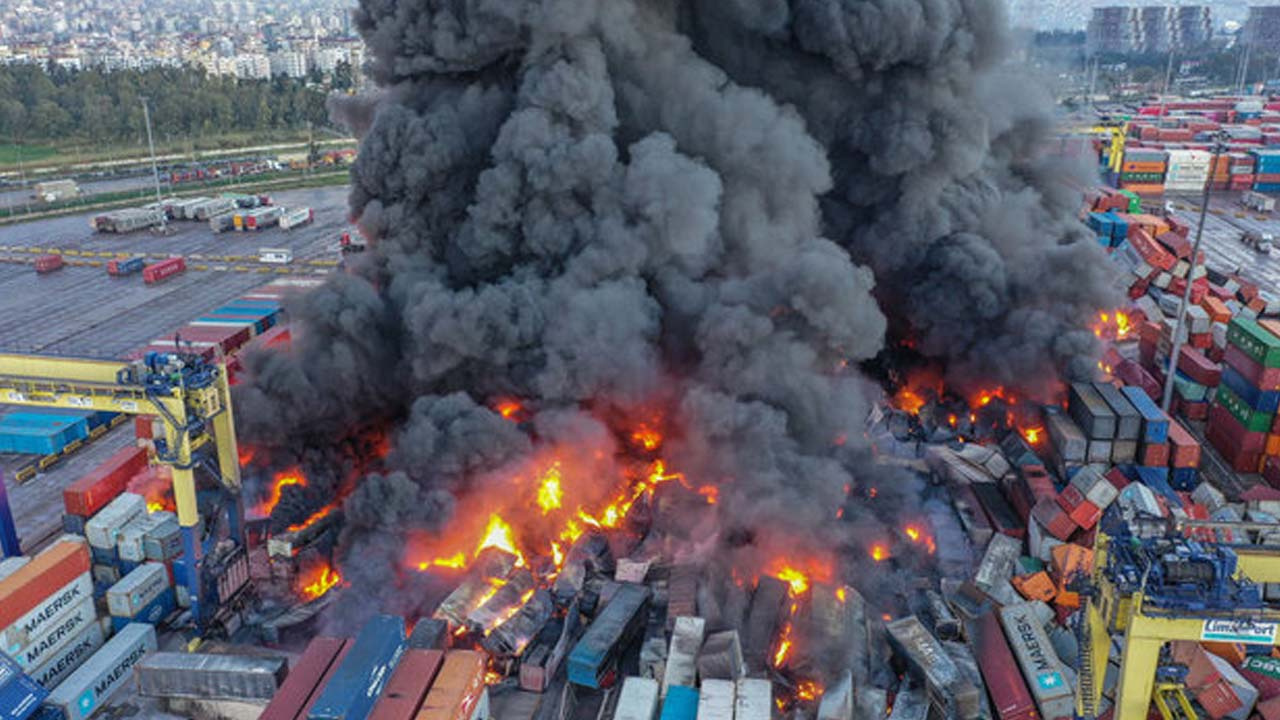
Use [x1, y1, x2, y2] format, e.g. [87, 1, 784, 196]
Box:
[233, 0, 1116, 653]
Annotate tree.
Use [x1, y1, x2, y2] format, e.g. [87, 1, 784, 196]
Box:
[332, 60, 354, 91]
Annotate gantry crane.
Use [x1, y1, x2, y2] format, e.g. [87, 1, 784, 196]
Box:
[1066, 121, 1130, 174]
[0, 350, 246, 634]
[1077, 513, 1280, 720]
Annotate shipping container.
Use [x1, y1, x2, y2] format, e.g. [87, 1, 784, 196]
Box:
[309, 614, 406, 720]
[997, 603, 1074, 720]
[1069, 383, 1118, 439]
[142, 257, 186, 285]
[84, 493, 145, 552]
[135, 652, 287, 701]
[34, 255, 64, 274]
[106, 562, 171, 619]
[661, 616, 703, 697]
[368, 649, 444, 720]
[414, 650, 487, 720]
[567, 584, 650, 689]
[260, 637, 349, 720]
[887, 616, 983, 720]
[1167, 419, 1202, 468]
[970, 482, 1026, 539]
[0, 541, 90, 635]
[27, 621, 104, 691]
[1122, 386, 1171, 444]
[1092, 382, 1141, 440]
[142, 517, 182, 562]
[116, 513, 174, 564]
[1045, 413, 1086, 463]
[733, 679, 771, 720]
[8, 594, 96, 672]
[1, 570, 92, 657]
[0, 414, 86, 455]
[613, 676, 659, 720]
[0, 671, 48, 720]
[105, 257, 145, 277]
[1225, 345, 1280, 392]
[1228, 317, 1280, 368]
[45, 623, 157, 720]
[659, 686, 698, 720]
[969, 610, 1038, 720]
[695, 679, 734, 720]
[0, 558, 30, 583]
[280, 207, 315, 230]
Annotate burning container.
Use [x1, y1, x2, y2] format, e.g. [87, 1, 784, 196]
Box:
[414, 650, 487, 720]
[45, 623, 157, 720]
[997, 603, 1074, 720]
[567, 583, 650, 689]
[134, 652, 288, 701]
[308, 614, 406, 720]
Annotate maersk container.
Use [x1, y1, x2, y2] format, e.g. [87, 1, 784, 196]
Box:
[84, 493, 146, 553]
[135, 652, 288, 701]
[27, 620, 105, 691]
[658, 686, 698, 720]
[567, 584, 650, 689]
[0, 670, 47, 720]
[0, 557, 30, 583]
[106, 562, 171, 620]
[46, 623, 157, 720]
[998, 603, 1074, 720]
[142, 257, 186, 285]
[11, 596, 96, 671]
[1, 570, 92, 657]
[308, 614, 406, 720]
[695, 679, 735, 720]
[613, 677, 659, 720]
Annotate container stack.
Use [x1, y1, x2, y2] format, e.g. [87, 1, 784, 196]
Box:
[1207, 317, 1280, 473]
[0, 651, 50, 720]
[1118, 148, 1168, 196]
[1254, 150, 1280, 194]
[1164, 149, 1212, 194]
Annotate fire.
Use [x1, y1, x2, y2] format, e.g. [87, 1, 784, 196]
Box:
[772, 620, 795, 667]
[697, 485, 719, 505]
[298, 563, 341, 601]
[477, 514, 524, 566]
[947, 414, 957, 426]
[836, 587, 847, 603]
[536, 464, 564, 513]
[418, 553, 467, 572]
[494, 399, 523, 420]
[774, 566, 811, 596]
[288, 504, 337, 533]
[147, 502, 164, 513]
[484, 587, 537, 636]
[258, 468, 306, 516]
[797, 681, 821, 702]
[903, 524, 936, 555]
[1022, 426, 1044, 445]
[973, 386, 1009, 407]
[894, 387, 927, 415]
[870, 543, 890, 562]
[238, 446, 255, 466]
[1093, 310, 1133, 341]
[631, 424, 662, 451]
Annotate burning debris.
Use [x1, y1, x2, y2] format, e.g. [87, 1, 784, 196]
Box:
[225, 0, 1123, 712]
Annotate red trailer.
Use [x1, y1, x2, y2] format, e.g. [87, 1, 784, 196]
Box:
[260, 637, 350, 720]
[972, 611, 1039, 720]
[35, 254, 64, 274]
[143, 257, 186, 284]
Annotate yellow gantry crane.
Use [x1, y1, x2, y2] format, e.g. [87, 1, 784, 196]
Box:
[1078, 518, 1280, 720]
[0, 351, 244, 631]
[1067, 121, 1130, 174]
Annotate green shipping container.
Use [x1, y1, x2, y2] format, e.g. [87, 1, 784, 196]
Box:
[1118, 189, 1142, 213]
[1227, 317, 1280, 368]
[1217, 383, 1276, 433]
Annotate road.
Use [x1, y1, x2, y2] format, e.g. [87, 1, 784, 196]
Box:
[1164, 191, 1280, 292]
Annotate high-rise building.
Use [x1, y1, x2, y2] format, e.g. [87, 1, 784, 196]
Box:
[1087, 6, 1213, 55]
[1243, 5, 1280, 48]
[1087, 6, 1140, 55]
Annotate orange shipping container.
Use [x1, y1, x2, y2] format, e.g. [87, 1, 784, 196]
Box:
[1050, 543, 1094, 608]
[415, 651, 487, 720]
[1201, 296, 1232, 325]
[1203, 641, 1247, 667]
[1011, 572, 1056, 602]
[0, 539, 91, 630]
[1267, 434, 1280, 457]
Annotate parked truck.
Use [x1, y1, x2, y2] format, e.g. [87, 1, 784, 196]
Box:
[34, 179, 79, 203]
[1242, 230, 1274, 255]
[1242, 191, 1276, 214]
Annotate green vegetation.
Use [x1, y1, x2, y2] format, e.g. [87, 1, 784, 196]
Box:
[0, 65, 334, 153]
[0, 143, 58, 166]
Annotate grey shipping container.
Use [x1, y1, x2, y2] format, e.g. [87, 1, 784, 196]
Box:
[886, 616, 983, 720]
[46, 623, 157, 720]
[1068, 383, 1117, 439]
[106, 563, 170, 619]
[28, 620, 105, 691]
[733, 679, 771, 720]
[12, 596, 97, 672]
[1045, 412, 1086, 463]
[134, 652, 288, 701]
[612, 676, 659, 720]
[696, 679, 735, 720]
[1091, 382, 1141, 441]
[997, 603, 1074, 720]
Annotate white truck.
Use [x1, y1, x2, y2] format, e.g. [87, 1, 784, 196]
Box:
[1243, 191, 1276, 214]
[1242, 230, 1274, 255]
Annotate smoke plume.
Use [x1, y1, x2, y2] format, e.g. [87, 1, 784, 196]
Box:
[234, 0, 1116, 642]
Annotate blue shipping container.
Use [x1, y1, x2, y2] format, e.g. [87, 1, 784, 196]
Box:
[0, 672, 48, 720]
[1122, 386, 1170, 445]
[3, 414, 90, 442]
[0, 651, 23, 688]
[567, 584, 650, 689]
[1221, 365, 1280, 414]
[0, 419, 83, 456]
[659, 685, 699, 720]
[1169, 467, 1199, 491]
[308, 614, 405, 720]
[110, 590, 176, 632]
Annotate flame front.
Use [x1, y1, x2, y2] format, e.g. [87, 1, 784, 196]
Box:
[536, 464, 564, 514]
[870, 543, 890, 562]
[258, 468, 306, 517]
[477, 514, 524, 566]
[1094, 310, 1133, 341]
[298, 563, 341, 601]
[1022, 425, 1044, 445]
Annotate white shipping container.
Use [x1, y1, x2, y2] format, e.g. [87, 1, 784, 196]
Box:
[696, 679, 735, 720]
[974, 533, 1021, 592]
[107, 563, 171, 618]
[47, 623, 157, 720]
[1, 571, 94, 656]
[733, 679, 771, 720]
[613, 677, 659, 720]
[11, 596, 97, 671]
[998, 602, 1075, 720]
[28, 620, 106, 690]
[662, 616, 704, 697]
[85, 493, 146, 550]
[117, 512, 175, 563]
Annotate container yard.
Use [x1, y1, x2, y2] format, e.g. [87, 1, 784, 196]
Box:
[6, 3, 1280, 718]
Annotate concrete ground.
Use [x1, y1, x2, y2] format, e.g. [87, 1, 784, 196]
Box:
[1163, 191, 1280, 292]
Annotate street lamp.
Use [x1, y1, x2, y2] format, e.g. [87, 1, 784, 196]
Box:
[1160, 130, 1229, 414]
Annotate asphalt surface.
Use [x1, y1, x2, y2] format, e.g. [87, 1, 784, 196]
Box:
[1163, 191, 1280, 291]
[0, 185, 352, 358]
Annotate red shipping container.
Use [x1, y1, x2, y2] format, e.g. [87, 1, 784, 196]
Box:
[972, 611, 1038, 720]
[0, 540, 91, 629]
[1140, 441, 1170, 467]
[1032, 496, 1078, 541]
[1156, 231, 1192, 259]
[1240, 665, 1280, 701]
[1202, 296, 1232, 324]
[1225, 345, 1280, 392]
[1179, 347, 1221, 387]
[1105, 466, 1131, 491]
[261, 637, 350, 720]
[368, 650, 445, 720]
[63, 445, 149, 517]
[1190, 333, 1212, 350]
[143, 257, 186, 284]
[1210, 403, 1268, 454]
[1056, 486, 1102, 529]
[1128, 228, 1178, 272]
[1168, 419, 1201, 468]
[1258, 695, 1280, 720]
[1183, 400, 1209, 422]
[134, 417, 154, 440]
[34, 254, 64, 273]
[1266, 456, 1280, 489]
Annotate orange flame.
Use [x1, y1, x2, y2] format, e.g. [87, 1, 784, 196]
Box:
[836, 587, 848, 603]
[477, 514, 525, 566]
[631, 425, 663, 451]
[536, 464, 564, 513]
[494, 400, 523, 420]
[288, 504, 337, 533]
[1022, 426, 1044, 445]
[894, 388, 927, 415]
[697, 485, 719, 505]
[870, 543, 890, 562]
[418, 552, 467, 572]
[774, 566, 812, 596]
[903, 524, 936, 555]
[298, 564, 341, 601]
[797, 681, 821, 702]
[773, 620, 795, 667]
[147, 502, 165, 513]
[1094, 310, 1133, 341]
[258, 468, 306, 516]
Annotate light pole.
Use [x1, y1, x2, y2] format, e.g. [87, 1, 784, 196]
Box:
[1161, 130, 1229, 414]
[140, 97, 166, 231]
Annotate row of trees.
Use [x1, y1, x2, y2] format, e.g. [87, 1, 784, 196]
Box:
[0, 64, 334, 146]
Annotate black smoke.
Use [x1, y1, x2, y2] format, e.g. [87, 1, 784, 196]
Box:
[233, 0, 1117, 647]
